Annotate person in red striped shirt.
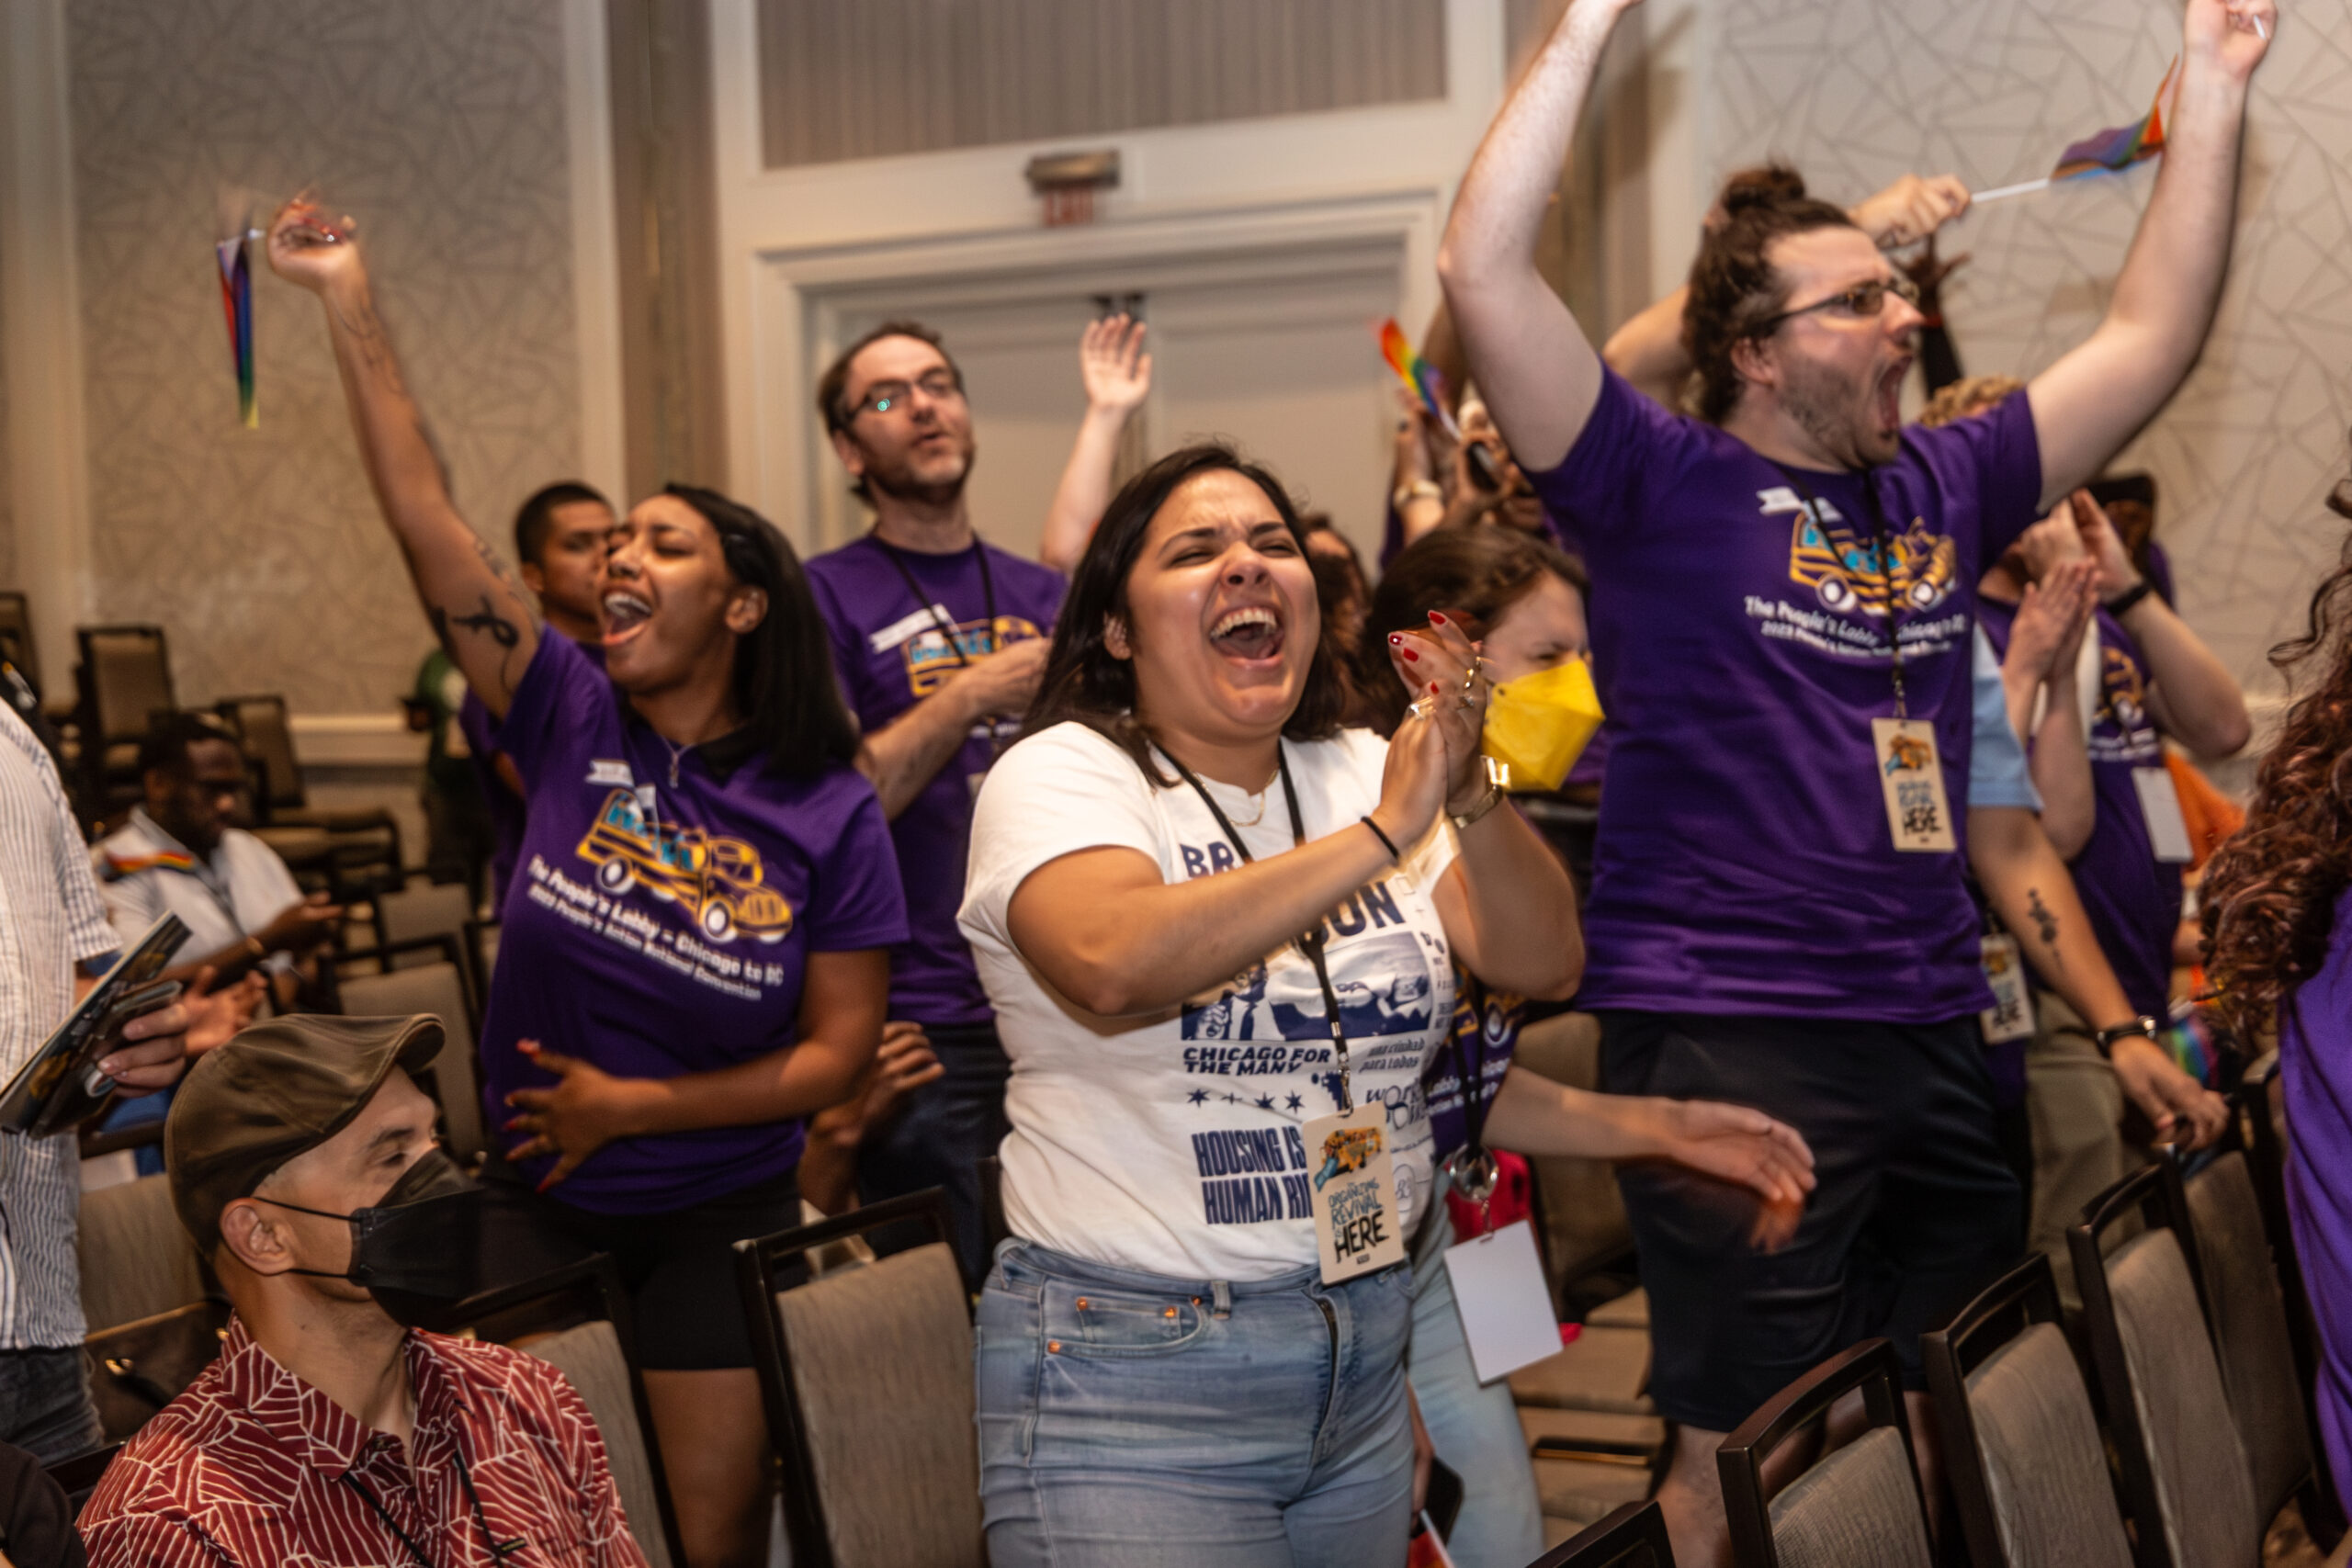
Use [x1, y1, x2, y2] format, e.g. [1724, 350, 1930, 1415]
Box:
[82, 1015, 651, 1568]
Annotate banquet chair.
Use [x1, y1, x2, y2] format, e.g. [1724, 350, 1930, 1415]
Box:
[1525, 1500, 1678, 1566]
[334, 939, 485, 1168]
[2069, 1160, 2262, 1568]
[1920, 1252, 2132, 1568]
[1715, 1338, 1932, 1568]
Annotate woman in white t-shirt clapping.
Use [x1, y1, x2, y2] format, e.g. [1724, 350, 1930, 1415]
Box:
[959, 445, 1589, 1565]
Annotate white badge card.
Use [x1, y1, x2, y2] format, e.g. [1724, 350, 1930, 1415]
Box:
[2132, 766, 2195, 863]
[1304, 1104, 1408, 1285]
[1871, 718, 1957, 853]
[1442, 1219, 1564, 1383]
[1978, 933, 2036, 1044]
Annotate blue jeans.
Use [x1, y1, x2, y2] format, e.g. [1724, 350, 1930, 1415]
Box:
[0, 1348, 102, 1466]
[977, 1239, 1416, 1567]
[1407, 1172, 1545, 1568]
[856, 1022, 1010, 1282]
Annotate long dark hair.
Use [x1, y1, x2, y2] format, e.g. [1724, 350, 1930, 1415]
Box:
[1682, 169, 1860, 423]
[1022, 444, 1348, 784]
[2202, 475, 2352, 1043]
[662, 483, 861, 779]
[1355, 528, 1589, 737]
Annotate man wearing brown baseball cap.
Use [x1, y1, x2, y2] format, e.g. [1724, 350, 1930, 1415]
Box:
[79, 1016, 650, 1568]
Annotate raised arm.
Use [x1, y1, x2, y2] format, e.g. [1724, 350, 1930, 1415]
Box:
[265, 201, 541, 716]
[2072, 491, 2249, 757]
[2028, 0, 2273, 508]
[1438, 0, 1636, 470]
[1037, 315, 1151, 574]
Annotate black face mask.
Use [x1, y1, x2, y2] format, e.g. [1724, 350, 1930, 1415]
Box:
[259, 1148, 483, 1301]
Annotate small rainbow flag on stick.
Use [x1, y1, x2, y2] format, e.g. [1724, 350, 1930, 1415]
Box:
[1378, 317, 1459, 439]
[1974, 58, 2177, 204]
[215, 219, 255, 428]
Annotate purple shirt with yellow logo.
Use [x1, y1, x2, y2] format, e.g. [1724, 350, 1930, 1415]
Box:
[483, 633, 907, 1213]
[806, 536, 1065, 1027]
[1527, 368, 2041, 1021]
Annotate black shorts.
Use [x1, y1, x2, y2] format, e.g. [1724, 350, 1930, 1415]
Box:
[1598, 1010, 2021, 1433]
[501, 1168, 808, 1371]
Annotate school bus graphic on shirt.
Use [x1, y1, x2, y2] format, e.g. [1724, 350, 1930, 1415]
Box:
[575, 788, 793, 944]
[902, 615, 1044, 698]
[1781, 501, 1957, 618]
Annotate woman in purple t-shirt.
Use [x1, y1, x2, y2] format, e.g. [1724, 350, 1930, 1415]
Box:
[270, 202, 906, 1568]
[2205, 478, 2352, 1512]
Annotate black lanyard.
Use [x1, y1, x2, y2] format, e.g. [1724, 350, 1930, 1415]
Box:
[1774, 465, 1909, 719]
[338, 1435, 524, 1568]
[1158, 743, 1356, 1111]
[872, 533, 999, 669]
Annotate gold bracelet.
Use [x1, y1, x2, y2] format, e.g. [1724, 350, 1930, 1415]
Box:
[1450, 783, 1504, 830]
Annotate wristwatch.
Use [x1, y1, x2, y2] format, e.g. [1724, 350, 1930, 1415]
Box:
[2092, 1015, 2162, 1056]
[2103, 580, 2154, 617]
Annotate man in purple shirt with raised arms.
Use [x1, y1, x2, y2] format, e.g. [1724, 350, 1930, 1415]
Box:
[804, 321, 1074, 1278]
[1438, 0, 2271, 1560]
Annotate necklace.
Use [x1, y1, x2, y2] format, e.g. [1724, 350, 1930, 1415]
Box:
[660, 733, 691, 787]
[1228, 784, 1271, 829]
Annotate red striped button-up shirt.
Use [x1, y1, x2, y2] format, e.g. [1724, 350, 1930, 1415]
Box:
[81, 1316, 651, 1568]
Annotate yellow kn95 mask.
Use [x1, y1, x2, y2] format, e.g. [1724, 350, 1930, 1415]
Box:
[1482, 657, 1603, 793]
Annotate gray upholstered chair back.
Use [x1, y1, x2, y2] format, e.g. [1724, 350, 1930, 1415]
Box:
[336, 969, 484, 1164]
[1766, 1425, 1932, 1568]
[518, 1320, 675, 1568]
[81, 626, 174, 746]
[2108, 1226, 2261, 1564]
[78, 1173, 207, 1332]
[2186, 1150, 2313, 1522]
[772, 1240, 982, 1568]
[376, 883, 477, 965]
[1962, 1321, 2132, 1568]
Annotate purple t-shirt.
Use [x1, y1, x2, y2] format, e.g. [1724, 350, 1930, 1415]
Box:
[462, 639, 605, 914]
[1422, 972, 1523, 1164]
[1528, 368, 2042, 1020]
[805, 536, 1065, 1026]
[1978, 599, 2178, 1017]
[483, 633, 908, 1213]
[2283, 890, 2352, 1505]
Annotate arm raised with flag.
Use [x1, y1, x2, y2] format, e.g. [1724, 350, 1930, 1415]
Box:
[2030, 0, 2273, 509]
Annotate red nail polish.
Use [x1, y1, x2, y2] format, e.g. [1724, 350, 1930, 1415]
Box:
[1429, 612, 1447, 626]
[1388, 634, 1403, 645]
[1401, 648, 1419, 661]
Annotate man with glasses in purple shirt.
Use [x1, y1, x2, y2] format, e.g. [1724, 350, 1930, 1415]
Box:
[805, 321, 1070, 1278]
[1438, 0, 2272, 1560]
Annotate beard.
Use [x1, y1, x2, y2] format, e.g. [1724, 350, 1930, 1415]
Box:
[1779, 351, 1896, 469]
[862, 436, 975, 508]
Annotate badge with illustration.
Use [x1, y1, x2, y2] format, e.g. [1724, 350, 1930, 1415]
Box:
[1305, 1102, 1407, 1284]
[575, 788, 793, 943]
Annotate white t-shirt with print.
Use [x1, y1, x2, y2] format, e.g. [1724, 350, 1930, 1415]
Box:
[960, 720, 1457, 1281]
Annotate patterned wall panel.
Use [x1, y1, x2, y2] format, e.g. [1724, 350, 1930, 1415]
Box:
[757, 0, 1448, 167]
[0, 234, 13, 593]
[1705, 0, 2352, 696]
[66, 0, 582, 715]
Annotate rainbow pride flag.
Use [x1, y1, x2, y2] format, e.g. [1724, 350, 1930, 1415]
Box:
[2052, 57, 2177, 182]
[1377, 318, 1459, 438]
[215, 231, 255, 428]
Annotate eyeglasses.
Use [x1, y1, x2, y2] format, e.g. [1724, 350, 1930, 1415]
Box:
[852, 369, 964, 419]
[1749, 275, 1920, 335]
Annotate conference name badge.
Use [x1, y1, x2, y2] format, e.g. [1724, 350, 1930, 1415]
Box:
[1978, 932, 2035, 1043]
[1871, 718, 1956, 853]
[1304, 1104, 1407, 1285]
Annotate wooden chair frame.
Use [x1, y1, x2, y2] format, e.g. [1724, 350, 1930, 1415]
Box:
[1716, 1337, 1928, 1568]
[734, 1187, 967, 1568]
[1530, 1499, 1679, 1566]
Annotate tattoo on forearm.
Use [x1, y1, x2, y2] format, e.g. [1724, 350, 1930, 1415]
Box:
[2026, 887, 2062, 964]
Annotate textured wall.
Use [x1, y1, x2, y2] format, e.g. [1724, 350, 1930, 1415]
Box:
[0, 232, 12, 594]
[67, 0, 581, 715]
[757, 0, 1447, 167]
[1705, 0, 2352, 698]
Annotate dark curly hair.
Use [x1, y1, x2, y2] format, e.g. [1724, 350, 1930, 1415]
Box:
[2201, 469, 2352, 1044]
[1681, 165, 1860, 424]
[1022, 444, 1348, 784]
[1354, 528, 1589, 738]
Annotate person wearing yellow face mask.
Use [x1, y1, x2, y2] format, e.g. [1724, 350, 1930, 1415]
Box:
[1356, 528, 1813, 1566]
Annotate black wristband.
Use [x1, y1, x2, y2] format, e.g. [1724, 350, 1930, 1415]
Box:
[2104, 580, 2154, 618]
[2092, 1015, 2161, 1056]
[1360, 815, 1401, 862]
